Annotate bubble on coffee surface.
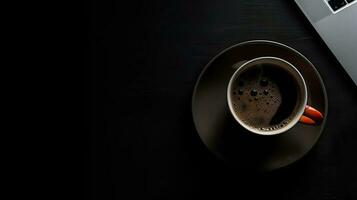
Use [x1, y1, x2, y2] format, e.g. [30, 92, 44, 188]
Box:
[231, 64, 299, 133]
[260, 79, 268, 86]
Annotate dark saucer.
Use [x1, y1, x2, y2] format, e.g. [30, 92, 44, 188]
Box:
[192, 40, 328, 172]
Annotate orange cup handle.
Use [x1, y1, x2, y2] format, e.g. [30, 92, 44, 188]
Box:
[299, 105, 323, 125]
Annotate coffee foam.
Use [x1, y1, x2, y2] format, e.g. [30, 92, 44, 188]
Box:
[231, 65, 296, 132]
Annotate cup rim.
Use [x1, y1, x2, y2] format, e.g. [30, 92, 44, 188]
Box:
[227, 56, 308, 136]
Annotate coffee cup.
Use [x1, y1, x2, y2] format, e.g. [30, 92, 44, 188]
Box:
[227, 56, 323, 135]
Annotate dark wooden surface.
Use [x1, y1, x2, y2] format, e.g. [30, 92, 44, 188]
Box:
[88, 0, 357, 199]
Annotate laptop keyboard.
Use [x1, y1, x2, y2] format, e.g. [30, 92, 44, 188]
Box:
[327, 0, 355, 11]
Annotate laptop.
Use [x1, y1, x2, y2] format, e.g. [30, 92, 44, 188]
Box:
[295, 0, 357, 85]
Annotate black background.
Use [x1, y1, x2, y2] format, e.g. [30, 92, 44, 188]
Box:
[88, 0, 357, 199]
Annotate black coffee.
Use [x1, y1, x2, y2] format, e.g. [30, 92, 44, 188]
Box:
[231, 63, 301, 132]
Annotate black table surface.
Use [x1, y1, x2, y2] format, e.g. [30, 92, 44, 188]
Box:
[88, 0, 357, 199]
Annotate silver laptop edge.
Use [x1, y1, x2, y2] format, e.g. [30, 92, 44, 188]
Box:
[295, 0, 357, 85]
